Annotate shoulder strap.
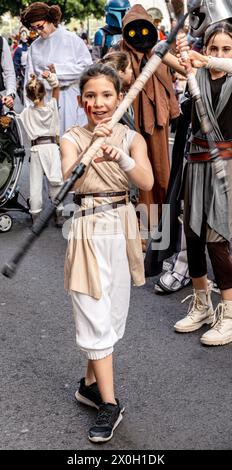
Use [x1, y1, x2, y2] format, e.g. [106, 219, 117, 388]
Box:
[0, 36, 5, 92]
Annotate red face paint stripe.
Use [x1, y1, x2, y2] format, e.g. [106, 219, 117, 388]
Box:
[84, 102, 92, 117]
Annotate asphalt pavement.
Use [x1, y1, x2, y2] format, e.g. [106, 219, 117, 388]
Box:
[0, 101, 232, 451]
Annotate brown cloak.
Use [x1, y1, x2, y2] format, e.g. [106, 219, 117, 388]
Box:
[121, 4, 179, 225]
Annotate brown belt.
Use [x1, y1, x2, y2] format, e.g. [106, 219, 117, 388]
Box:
[74, 198, 127, 219]
[191, 136, 232, 149]
[31, 136, 58, 146]
[187, 150, 232, 162]
[188, 136, 232, 161]
[73, 191, 129, 205]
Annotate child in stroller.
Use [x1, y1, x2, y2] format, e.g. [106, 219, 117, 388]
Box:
[0, 105, 29, 232]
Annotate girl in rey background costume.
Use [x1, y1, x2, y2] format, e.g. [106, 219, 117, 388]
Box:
[19, 67, 64, 227]
[174, 22, 232, 347]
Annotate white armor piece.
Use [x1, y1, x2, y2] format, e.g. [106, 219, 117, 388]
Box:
[188, 0, 232, 37]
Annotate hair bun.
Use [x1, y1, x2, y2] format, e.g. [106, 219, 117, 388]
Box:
[21, 2, 62, 28]
[48, 5, 62, 25]
[28, 74, 38, 90]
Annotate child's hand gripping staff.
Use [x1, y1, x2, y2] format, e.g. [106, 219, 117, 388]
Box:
[1, 1, 200, 279]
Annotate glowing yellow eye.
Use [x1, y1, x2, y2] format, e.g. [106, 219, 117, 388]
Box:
[142, 28, 149, 36]
[128, 30, 136, 37]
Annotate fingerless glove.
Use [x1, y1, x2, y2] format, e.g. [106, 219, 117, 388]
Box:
[45, 72, 59, 88]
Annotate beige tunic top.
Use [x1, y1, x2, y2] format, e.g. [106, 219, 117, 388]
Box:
[20, 98, 60, 140]
[19, 98, 62, 184]
[63, 123, 145, 299]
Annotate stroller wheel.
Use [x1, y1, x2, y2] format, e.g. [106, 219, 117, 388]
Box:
[0, 214, 13, 232]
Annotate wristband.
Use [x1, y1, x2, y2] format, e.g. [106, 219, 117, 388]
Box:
[45, 72, 59, 88]
[117, 149, 135, 172]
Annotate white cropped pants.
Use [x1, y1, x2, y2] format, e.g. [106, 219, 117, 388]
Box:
[29, 146, 63, 214]
[71, 232, 131, 360]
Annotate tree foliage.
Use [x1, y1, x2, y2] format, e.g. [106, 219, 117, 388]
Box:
[0, 1, 23, 18]
[0, 0, 105, 22]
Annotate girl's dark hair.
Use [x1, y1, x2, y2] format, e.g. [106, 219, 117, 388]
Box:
[204, 21, 232, 47]
[100, 51, 130, 73]
[26, 74, 46, 105]
[79, 63, 122, 96]
[21, 2, 61, 29]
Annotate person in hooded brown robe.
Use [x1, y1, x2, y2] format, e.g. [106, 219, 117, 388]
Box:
[121, 4, 180, 230]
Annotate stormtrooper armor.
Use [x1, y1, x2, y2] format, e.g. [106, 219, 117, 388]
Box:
[188, 0, 232, 37]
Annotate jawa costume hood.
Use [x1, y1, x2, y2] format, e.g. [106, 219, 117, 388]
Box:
[122, 4, 179, 135]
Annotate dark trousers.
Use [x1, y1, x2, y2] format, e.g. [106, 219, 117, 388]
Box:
[186, 223, 232, 290]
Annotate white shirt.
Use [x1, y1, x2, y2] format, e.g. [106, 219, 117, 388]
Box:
[25, 26, 92, 91]
[20, 97, 59, 140]
[24, 26, 92, 134]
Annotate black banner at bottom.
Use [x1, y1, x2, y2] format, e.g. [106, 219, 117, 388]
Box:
[0, 450, 231, 467]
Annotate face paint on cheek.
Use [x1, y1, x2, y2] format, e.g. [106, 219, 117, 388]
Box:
[84, 101, 93, 119]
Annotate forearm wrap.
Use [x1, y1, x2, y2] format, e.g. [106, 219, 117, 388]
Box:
[206, 57, 232, 74]
[45, 72, 59, 88]
[118, 150, 136, 172]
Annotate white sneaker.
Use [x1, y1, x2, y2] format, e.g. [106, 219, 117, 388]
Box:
[154, 271, 191, 294]
[174, 289, 214, 333]
[201, 301, 232, 346]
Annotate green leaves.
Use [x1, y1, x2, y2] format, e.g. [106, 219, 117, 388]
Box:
[0, 0, 105, 22]
[0, 0, 22, 17]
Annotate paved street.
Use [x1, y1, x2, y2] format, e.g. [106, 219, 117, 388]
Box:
[0, 111, 232, 451]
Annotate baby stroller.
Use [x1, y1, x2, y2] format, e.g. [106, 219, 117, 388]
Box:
[0, 108, 30, 232]
[16, 68, 25, 106]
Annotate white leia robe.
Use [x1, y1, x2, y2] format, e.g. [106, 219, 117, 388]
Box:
[24, 26, 92, 135]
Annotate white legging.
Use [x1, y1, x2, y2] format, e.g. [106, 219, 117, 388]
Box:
[29, 148, 63, 214]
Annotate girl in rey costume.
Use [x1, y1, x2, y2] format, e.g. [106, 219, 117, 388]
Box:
[60, 63, 153, 443]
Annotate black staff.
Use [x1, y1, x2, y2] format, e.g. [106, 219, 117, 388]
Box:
[2, 0, 200, 279]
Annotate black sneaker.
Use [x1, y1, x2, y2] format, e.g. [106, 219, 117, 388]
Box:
[75, 377, 102, 410]
[88, 399, 124, 443]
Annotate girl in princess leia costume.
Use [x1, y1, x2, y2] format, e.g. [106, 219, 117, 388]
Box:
[20, 2, 92, 135]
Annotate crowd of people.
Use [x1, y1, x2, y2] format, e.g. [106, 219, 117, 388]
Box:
[1, 0, 232, 444]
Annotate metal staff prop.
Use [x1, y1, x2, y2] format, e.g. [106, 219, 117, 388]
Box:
[171, 0, 228, 190]
[2, 1, 199, 279]
[144, 0, 228, 278]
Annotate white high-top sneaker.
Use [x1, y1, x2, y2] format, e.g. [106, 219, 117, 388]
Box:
[174, 289, 214, 333]
[200, 300, 232, 346]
